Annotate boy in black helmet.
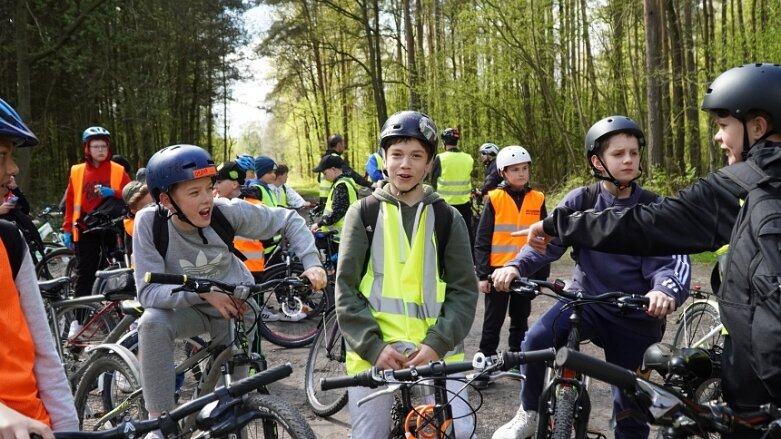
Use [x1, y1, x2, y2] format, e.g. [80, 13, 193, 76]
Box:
[522, 63, 781, 438]
[335, 111, 478, 437]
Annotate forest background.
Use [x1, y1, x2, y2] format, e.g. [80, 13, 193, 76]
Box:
[2, 0, 780, 206]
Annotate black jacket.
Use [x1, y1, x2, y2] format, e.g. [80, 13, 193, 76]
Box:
[478, 158, 502, 195]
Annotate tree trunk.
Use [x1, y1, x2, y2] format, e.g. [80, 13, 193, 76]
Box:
[403, 0, 419, 108]
[666, 0, 685, 173]
[644, 0, 665, 172]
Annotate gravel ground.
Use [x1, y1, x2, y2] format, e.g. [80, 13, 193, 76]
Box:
[261, 258, 713, 439]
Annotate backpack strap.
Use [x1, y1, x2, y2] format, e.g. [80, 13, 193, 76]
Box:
[152, 206, 246, 261]
[637, 188, 660, 204]
[360, 195, 452, 277]
[580, 183, 601, 211]
[718, 161, 771, 192]
[0, 219, 25, 279]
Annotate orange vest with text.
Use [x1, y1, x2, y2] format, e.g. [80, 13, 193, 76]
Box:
[69, 161, 125, 241]
[0, 240, 51, 427]
[234, 197, 266, 273]
[489, 188, 545, 267]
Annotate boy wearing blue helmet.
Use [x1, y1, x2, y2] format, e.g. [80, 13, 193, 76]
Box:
[134, 144, 326, 434]
[0, 98, 78, 437]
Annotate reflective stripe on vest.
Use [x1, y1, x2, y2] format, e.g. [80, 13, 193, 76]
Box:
[70, 161, 125, 240]
[234, 197, 265, 272]
[0, 240, 51, 427]
[436, 151, 473, 204]
[345, 202, 464, 374]
[489, 189, 544, 266]
[321, 177, 358, 235]
[368, 152, 384, 182]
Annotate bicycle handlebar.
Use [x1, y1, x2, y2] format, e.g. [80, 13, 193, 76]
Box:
[145, 272, 311, 296]
[54, 363, 294, 439]
[554, 347, 781, 435]
[509, 278, 650, 310]
[321, 360, 475, 391]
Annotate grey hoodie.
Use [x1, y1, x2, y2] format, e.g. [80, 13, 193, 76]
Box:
[335, 182, 478, 365]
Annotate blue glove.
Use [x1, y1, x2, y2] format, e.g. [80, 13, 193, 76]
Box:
[98, 186, 116, 198]
[62, 232, 74, 250]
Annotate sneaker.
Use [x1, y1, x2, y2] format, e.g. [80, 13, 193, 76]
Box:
[261, 306, 281, 322]
[278, 311, 306, 322]
[492, 406, 538, 439]
[114, 371, 133, 393]
[68, 321, 83, 340]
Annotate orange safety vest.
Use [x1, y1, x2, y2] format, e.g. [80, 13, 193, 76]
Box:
[489, 188, 545, 267]
[123, 217, 134, 237]
[69, 161, 125, 241]
[234, 197, 265, 273]
[0, 240, 51, 427]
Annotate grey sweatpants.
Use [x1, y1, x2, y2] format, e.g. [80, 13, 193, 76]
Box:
[138, 304, 256, 412]
[347, 374, 476, 438]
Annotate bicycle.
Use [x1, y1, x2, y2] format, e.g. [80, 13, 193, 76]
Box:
[60, 363, 315, 439]
[320, 349, 556, 439]
[673, 285, 723, 351]
[256, 231, 333, 348]
[301, 230, 343, 415]
[556, 347, 781, 438]
[508, 277, 650, 439]
[74, 272, 313, 439]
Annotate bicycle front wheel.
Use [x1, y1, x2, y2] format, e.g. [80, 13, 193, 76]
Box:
[304, 310, 348, 417]
[74, 352, 146, 431]
[673, 301, 722, 350]
[241, 394, 316, 439]
[257, 263, 327, 348]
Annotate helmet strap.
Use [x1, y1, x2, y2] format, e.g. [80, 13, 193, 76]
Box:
[165, 195, 209, 244]
[591, 155, 639, 192]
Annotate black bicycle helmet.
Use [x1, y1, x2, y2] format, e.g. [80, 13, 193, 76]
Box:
[379, 111, 438, 158]
[146, 144, 216, 202]
[440, 127, 460, 146]
[702, 63, 781, 156]
[0, 98, 38, 148]
[584, 115, 645, 189]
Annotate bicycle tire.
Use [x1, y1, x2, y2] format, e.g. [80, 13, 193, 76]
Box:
[73, 352, 146, 431]
[241, 394, 316, 439]
[673, 301, 722, 350]
[257, 262, 326, 348]
[304, 309, 348, 417]
[36, 247, 76, 280]
[551, 386, 578, 439]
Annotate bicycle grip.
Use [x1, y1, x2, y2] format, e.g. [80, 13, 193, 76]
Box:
[145, 272, 187, 285]
[321, 370, 376, 391]
[227, 363, 293, 397]
[555, 348, 637, 391]
[502, 348, 556, 369]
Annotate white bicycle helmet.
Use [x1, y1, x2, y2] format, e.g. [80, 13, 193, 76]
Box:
[496, 145, 532, 172]
[478, 143, 500, 156]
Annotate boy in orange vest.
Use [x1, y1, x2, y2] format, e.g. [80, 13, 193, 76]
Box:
[473, 145, 549, 389]
[0, 98, 78, 437]
[62, 126, 130, 338]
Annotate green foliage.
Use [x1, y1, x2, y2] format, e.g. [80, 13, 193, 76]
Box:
[641, 165, 700, 197]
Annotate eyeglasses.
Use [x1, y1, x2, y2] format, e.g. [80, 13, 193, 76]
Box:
[90, 144, 108, 150]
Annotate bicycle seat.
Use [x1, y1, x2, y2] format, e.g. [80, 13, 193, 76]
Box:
[98, 268, 137, 300]
[38, 277, 71, 300]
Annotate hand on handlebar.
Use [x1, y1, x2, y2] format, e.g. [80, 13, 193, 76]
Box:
[512, 221, 551, 254]
[0, 403, 54, 439]
[645, 290, 677, 319]
[301, 266, 327, 291]
[199, 287, 247, 320]
[478, 280, 491, 294]
[490, 266, 521, 292]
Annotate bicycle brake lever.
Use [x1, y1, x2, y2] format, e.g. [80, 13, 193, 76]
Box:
[356, 384, 402, 407]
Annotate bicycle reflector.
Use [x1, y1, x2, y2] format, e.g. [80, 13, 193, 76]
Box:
[405, 404, 453, 439]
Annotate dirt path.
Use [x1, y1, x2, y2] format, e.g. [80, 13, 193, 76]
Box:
[262, 258, 713, 438]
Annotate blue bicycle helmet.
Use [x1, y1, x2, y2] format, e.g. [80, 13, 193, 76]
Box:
[146, 144, 217, 202]
[0, 98, 38, 147]
[235, 154, 255, 172]
[379, 111, 438, 158]
[82, 126, 111, 143]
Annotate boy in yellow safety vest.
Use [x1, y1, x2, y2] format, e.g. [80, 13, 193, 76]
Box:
[335, 110, 478, 437]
